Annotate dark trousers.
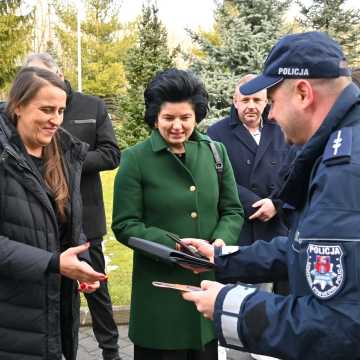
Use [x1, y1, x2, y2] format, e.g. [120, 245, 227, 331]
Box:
[134, 340, 218, 360]
[85, 239, 119, 355]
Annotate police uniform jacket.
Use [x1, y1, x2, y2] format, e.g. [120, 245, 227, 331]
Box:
[0, 112, 88, 360]
[62, 81, 120, 240]
[212, 83, 360, 360]
[112, 129, 243, 350]
[208, 106, 289, 245]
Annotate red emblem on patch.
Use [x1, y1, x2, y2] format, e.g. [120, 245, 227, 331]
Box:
[315, 255, 331, 274]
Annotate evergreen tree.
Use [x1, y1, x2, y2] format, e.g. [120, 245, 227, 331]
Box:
[187, 0, 290, 127]
[296, 0, 360, 66]
[53, 2, 77, 83]
[0, 1, 33, 91]
[116, 4, 179, 149]
[54, 0, 133, 98]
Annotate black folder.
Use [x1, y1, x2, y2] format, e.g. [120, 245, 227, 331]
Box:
[128, 237, 215, 269]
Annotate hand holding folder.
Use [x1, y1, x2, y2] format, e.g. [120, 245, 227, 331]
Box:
[128, 236, 215, 269]
[166, 233, 209, 260]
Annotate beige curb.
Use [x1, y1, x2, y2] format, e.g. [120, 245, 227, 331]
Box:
[80, 305, 130, 326]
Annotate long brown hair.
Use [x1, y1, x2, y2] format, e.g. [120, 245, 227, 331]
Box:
[6, 67, 69, 222]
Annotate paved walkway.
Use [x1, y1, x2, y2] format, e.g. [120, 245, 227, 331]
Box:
[78, 325, 133, 360]
[78, 325, 253, 360]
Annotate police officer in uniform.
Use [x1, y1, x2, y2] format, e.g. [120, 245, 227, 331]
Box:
[181, 32, 360, 360]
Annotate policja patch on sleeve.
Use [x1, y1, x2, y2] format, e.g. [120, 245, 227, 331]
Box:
[323, 127, 352, 166]
[305, 243, 345, 299]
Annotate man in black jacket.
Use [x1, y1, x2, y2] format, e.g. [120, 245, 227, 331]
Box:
[208, 74, 290, 248]
[24, 53, 122, 360]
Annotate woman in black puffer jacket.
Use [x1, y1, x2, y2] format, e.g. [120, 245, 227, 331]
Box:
[0, 67, 107, 360]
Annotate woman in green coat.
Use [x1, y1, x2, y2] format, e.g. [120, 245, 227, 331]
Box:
[112, 69, 244, 360]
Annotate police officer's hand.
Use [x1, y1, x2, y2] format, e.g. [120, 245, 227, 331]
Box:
[182, 280, 225, 319]
[181, 238, 215, 262]
[60, 243, 107, 283]
[213, 238, 226, 247]
[249, 198, 277, 222]
[177, 238, 216, 274]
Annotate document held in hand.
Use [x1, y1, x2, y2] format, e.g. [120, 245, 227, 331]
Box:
[128, 236, 215, 269]
[152, 281, 202, 292]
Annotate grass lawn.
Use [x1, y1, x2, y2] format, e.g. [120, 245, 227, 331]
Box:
[81, 169, 133, 306]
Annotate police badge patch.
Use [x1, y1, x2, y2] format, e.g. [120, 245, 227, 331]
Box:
[305, 244, 344, 299]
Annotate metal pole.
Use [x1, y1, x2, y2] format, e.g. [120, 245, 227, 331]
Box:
[77, 2, 82, 92]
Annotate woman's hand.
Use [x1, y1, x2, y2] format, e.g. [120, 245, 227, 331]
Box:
[60, 243, 107, 283]
[77, 280, 100, 293]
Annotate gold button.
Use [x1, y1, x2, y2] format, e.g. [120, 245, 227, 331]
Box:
[190, 185, 196, 192]
[190, 212, 198, 219]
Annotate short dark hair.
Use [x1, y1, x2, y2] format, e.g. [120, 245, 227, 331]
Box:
[144, 68, 208, 127]
[352, 68, 360, 87]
